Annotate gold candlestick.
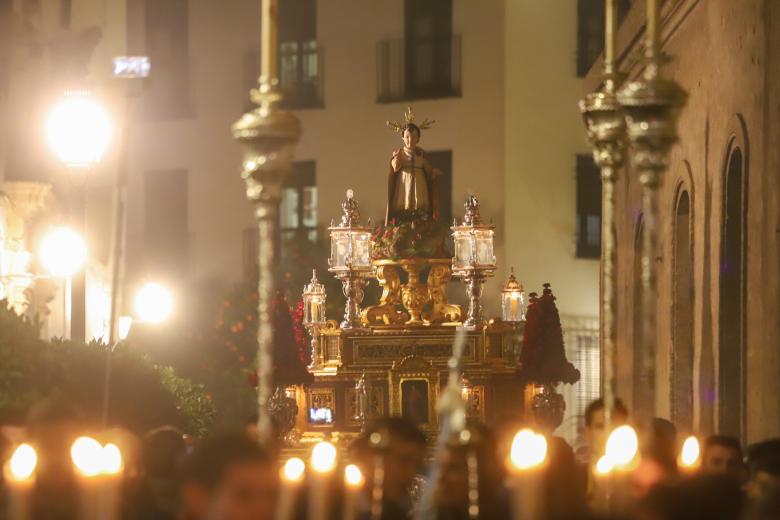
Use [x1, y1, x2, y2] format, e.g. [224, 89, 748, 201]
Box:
[579, 0, 626, 430]
[233, 0, 301, 442]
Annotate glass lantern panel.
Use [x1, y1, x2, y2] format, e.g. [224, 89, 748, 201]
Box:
[453, 233, 472, 269]
[306, 294, 325, 324]
[502, 291, 525, 322]
[474, 230, 495, 266]
[330, 232, 350, 268]
[352, 231, 372, 267]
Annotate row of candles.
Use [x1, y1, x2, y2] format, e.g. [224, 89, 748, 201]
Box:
[3, 436, 123, 520]
[2, 427, 703, 520]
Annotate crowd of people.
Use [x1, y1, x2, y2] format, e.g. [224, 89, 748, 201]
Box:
[2, 396, 780, 520]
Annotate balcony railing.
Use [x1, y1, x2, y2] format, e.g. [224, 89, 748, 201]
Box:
[377, 35, 462, 103]
[278, 40, 324, 109]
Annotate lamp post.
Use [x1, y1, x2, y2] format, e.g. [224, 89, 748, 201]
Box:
[328, 189, 373, 330]
[302, 269, 327, 367]
[617, 0, 686, 422]
[451, 196, 496, 329]
[38, 226, 87, 339]
[232, 0, 301, 442]
[45, 90, 111, 342]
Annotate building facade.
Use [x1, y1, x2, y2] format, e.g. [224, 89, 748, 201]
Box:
[587, 0, 780, 442]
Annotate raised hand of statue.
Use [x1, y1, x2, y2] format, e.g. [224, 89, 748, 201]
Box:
[391, 150, 401, 172]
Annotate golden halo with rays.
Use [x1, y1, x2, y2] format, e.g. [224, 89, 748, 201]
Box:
[386, 106, 435, 134]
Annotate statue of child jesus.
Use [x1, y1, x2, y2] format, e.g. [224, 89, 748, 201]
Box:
[386, 114, 441, 225]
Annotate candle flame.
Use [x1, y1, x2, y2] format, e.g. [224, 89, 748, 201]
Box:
[311, 441, 337, 473]
[282, 457, 306, 482]
[8, 444, 37, 481]
[509, 429, 547, 470]
[71, 436, 105, 477]
[595, 454, 614, 475]
[344, 464, 364, 488]
[679, 436, 701, 468]
[605, 425, 639, 468]
[102, 443, 123, 475]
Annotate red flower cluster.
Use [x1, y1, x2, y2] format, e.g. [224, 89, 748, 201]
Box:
[517, 284, 580, 386]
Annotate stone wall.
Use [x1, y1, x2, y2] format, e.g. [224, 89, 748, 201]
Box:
[586, 0, 780, 442]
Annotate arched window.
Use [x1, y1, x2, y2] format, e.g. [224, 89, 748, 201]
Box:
[672, 190, 693, 431]
[719, 146, 747, 438]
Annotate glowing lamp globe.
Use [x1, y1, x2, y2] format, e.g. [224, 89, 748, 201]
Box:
[46, 94, 111, 168]
[39, 227, 87, 277]
[134, 282, 174, 324]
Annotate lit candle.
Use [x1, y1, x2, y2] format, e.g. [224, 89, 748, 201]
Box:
[4, 444, 37, 520]
[309, 441, 337, 520]
[275, 457, 305, 520]
[508, 429, 547, 520]
[71, 437, 123, 520]
[342, 464, 364, 520]
[678, 435, 701, 474]
[604, 425, 639, 469]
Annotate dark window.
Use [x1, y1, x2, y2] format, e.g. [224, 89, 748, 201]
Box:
[426, 150, 452, 226]
[280, 161, 317, 242]
[719, 146, 747, 439]
[575, 154, 601, 258]
[377, 1, 461, 102]
[246, 0, 323, 109]
[144, 0, 190, 118]
[672, 190, 693, 432]
[242, 161, 318, 278]
[576, 0, 631, 77]
[144, 170, 188, 276]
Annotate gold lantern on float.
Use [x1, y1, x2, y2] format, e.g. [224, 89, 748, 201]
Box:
[501, 267, 526, 322]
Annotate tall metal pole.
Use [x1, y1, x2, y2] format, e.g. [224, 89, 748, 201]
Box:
[617, 0, 686, 423]
[232, 0, 301, 442]
[579, 0, 625, 429]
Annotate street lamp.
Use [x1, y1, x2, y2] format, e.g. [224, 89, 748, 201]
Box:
[38, 227, 86, 340]
[46, 92, 111, 168]
[133, 282, 174, 324]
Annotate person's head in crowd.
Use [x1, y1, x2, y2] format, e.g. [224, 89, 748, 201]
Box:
[583, 397, 629, 458]
[143, 426, 186, 481]
[179, 433, 277, 520]
[26, 395, 84, 478]
[636, 474, 744, 520]
[543, 436, 588, 520]
[350, 417, 427, 509]
[435, 423, 510, 519]
[702, 435, 744, 480]
[745, 439, 780, 516]
[642, 418, 678, 473]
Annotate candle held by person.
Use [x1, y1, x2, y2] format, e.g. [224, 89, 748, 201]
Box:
[309, 441, 338, 520]
[4, 444, 37, 520]
[276, 457, 305, 520]
[508, 429, 547, 520]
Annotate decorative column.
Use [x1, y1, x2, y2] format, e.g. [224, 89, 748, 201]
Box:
[232, 0, 301, 442]
[579, 0, 626, 428]
[617, 0, 686, 422]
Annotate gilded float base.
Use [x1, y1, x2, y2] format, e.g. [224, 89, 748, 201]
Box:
[361, 258, 462, 327]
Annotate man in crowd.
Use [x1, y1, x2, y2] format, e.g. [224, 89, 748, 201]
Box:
[576, 397, 629, 465]
[350, 417, 427, 520]
[178, 433, 277, 520]
[702, 435, 744, 480]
